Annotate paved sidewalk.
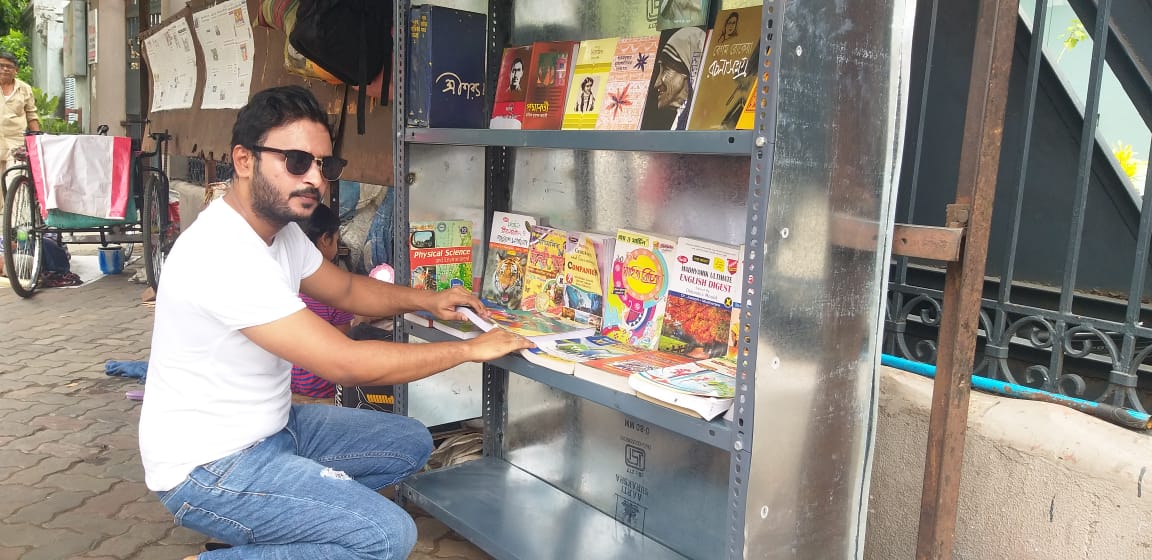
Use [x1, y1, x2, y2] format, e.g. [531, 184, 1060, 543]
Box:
[0, 258, 491, 559]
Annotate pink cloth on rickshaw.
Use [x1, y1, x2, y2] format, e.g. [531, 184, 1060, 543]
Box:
[24, 134, 132, 220]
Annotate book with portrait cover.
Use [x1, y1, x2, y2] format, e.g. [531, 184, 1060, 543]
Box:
[481, 211, 538, 310]
[490, 45, 532, 129]
[686, 5, 762, 130]
[520, 225, 568, 315]
[406, 5, 487, 128]
[408, 220, 473, 292]
[522, 41, 580, 130]
[657, 0, 711, 30]
[601, 228, 677, 350]
[561, 38, 618, 130]
[640, 25, 708, 130]
[658, 237, 742, 360]
[594, 35, 660, 131]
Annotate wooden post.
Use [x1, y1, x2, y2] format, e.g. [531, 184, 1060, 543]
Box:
[915, 0, 1020, 558]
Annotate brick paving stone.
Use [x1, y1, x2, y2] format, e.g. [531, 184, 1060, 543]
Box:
[413, 514, 452, 553]
[43, 510, 135, 538]
[6, 429, 71, 452]
[19, 531, 103, 560]
[83, 520, 171, 558]
[28, 413, 96, 431]
[32, 441, 103, 460]
[0, 449, 47, 469]
[0, 547, 26, 560]
[37, 471, 119, 493]
[1, 456, 79, 486]
[0, 421, 37, 438]
[11, 489, 95, 524]
[61, 421, 122, 447]
[0, 485, 52, 519]
[116, 499, 171, 521]
[70, 480, 152, 516]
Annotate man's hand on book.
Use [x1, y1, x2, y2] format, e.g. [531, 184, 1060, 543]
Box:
[423, 287, 488, 322]
[467, 329, 535, 362]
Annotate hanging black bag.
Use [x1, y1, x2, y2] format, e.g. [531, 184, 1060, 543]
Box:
[289, 0, 393, 134]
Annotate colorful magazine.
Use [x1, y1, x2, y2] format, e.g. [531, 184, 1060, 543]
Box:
[481, 211, 538, 309]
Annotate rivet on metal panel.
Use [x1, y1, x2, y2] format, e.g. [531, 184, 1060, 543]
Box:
[780, 227, 789, 238]
[734, 440, 744, 451]
[771, 356, 780, 368]
[755, 136, 767, 147]
[406, 173, 416, 186]
[795, 45, 803, 56]
[761, 506, 770, 519]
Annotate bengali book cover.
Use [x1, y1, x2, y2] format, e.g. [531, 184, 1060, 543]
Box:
[490, 45, 532, 129]
[407, 5, 488, 128]
[595, 35, 660, 131]
[686, 5, 761, 130]
[640, 25, 708, 130]
[523, 41, 580, 130]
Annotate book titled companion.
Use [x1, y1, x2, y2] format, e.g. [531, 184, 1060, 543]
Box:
[491, 45, 532, 129]
[481, 211, 538, 310]
[523, 41, 580, 130]
[406, 5, 487, 128]
[409, 220, 473, 292]
[560, 231, 615, 330]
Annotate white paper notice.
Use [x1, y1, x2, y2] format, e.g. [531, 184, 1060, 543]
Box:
[193, 0, 255, 109]
[142, 19, 197, 112]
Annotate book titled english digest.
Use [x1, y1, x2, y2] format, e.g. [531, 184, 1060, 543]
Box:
[601, 229, 677, 350]
[523, 41, 580, 130]
[560, 231, 615, 330]
[658, 237, 743, 360]
[481, 211, 538, 310]
[406, 5, 487, 128]
[561, 38, 618, 130]
[594, 36, 660, 131]
[490, 45, 532, 129]
[408, 220, 473, 292]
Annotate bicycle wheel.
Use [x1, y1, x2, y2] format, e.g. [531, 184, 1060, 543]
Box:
[141, 168, 169, 290]
[3, 175, 43, 297]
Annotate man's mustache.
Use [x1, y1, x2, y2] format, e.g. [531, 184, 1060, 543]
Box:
[290, 187, 322, 200]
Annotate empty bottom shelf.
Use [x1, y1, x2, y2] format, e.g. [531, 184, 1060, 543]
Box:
[400, 457, 690, 560]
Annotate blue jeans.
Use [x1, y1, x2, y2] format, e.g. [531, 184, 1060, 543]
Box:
[157, 404, 433, 559]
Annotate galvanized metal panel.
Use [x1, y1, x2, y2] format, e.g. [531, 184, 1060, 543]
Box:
[504, 375, 730, 560]
[740, 0, 915, 558]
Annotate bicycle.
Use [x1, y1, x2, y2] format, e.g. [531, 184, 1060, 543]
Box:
[2, 128, 173, 297]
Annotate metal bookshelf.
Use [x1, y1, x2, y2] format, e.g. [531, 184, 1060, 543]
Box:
[391, 0, 912, 558]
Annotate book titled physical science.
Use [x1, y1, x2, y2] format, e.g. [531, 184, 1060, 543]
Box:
[490, 45, 532, 129]
[595, 36, 660, 131]
[406, 5, 487, 128]
[561, 38, 618, 130]
[408, 220, 473, 292]
[523, 41, 580, 130]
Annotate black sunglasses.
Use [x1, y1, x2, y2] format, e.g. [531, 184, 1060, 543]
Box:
[249, 145, 347, 181]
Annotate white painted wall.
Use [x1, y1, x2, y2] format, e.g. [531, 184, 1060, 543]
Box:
[866, 367, 1152, 559]
[88, 0, 125, 135]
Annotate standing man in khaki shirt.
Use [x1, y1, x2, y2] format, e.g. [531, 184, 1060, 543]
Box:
[0, 50, 39, 172]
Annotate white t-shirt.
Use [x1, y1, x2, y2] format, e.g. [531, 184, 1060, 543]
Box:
[139, 199, 323, 491]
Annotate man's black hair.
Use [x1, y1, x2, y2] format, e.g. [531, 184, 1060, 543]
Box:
[0, 51, 18, 67]
[230, 85, 331, 149]
[302, 203, 341, 244]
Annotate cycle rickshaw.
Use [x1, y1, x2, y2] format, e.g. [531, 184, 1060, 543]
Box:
[1, 128, 174, 298]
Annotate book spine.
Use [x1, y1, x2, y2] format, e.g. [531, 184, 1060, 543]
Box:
[406, 6, 428, 127]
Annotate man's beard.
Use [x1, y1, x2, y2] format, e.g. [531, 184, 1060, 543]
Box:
[250, 165, 321, 227]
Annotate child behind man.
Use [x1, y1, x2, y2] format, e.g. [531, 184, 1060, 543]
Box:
[290, 204, 352, 398]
